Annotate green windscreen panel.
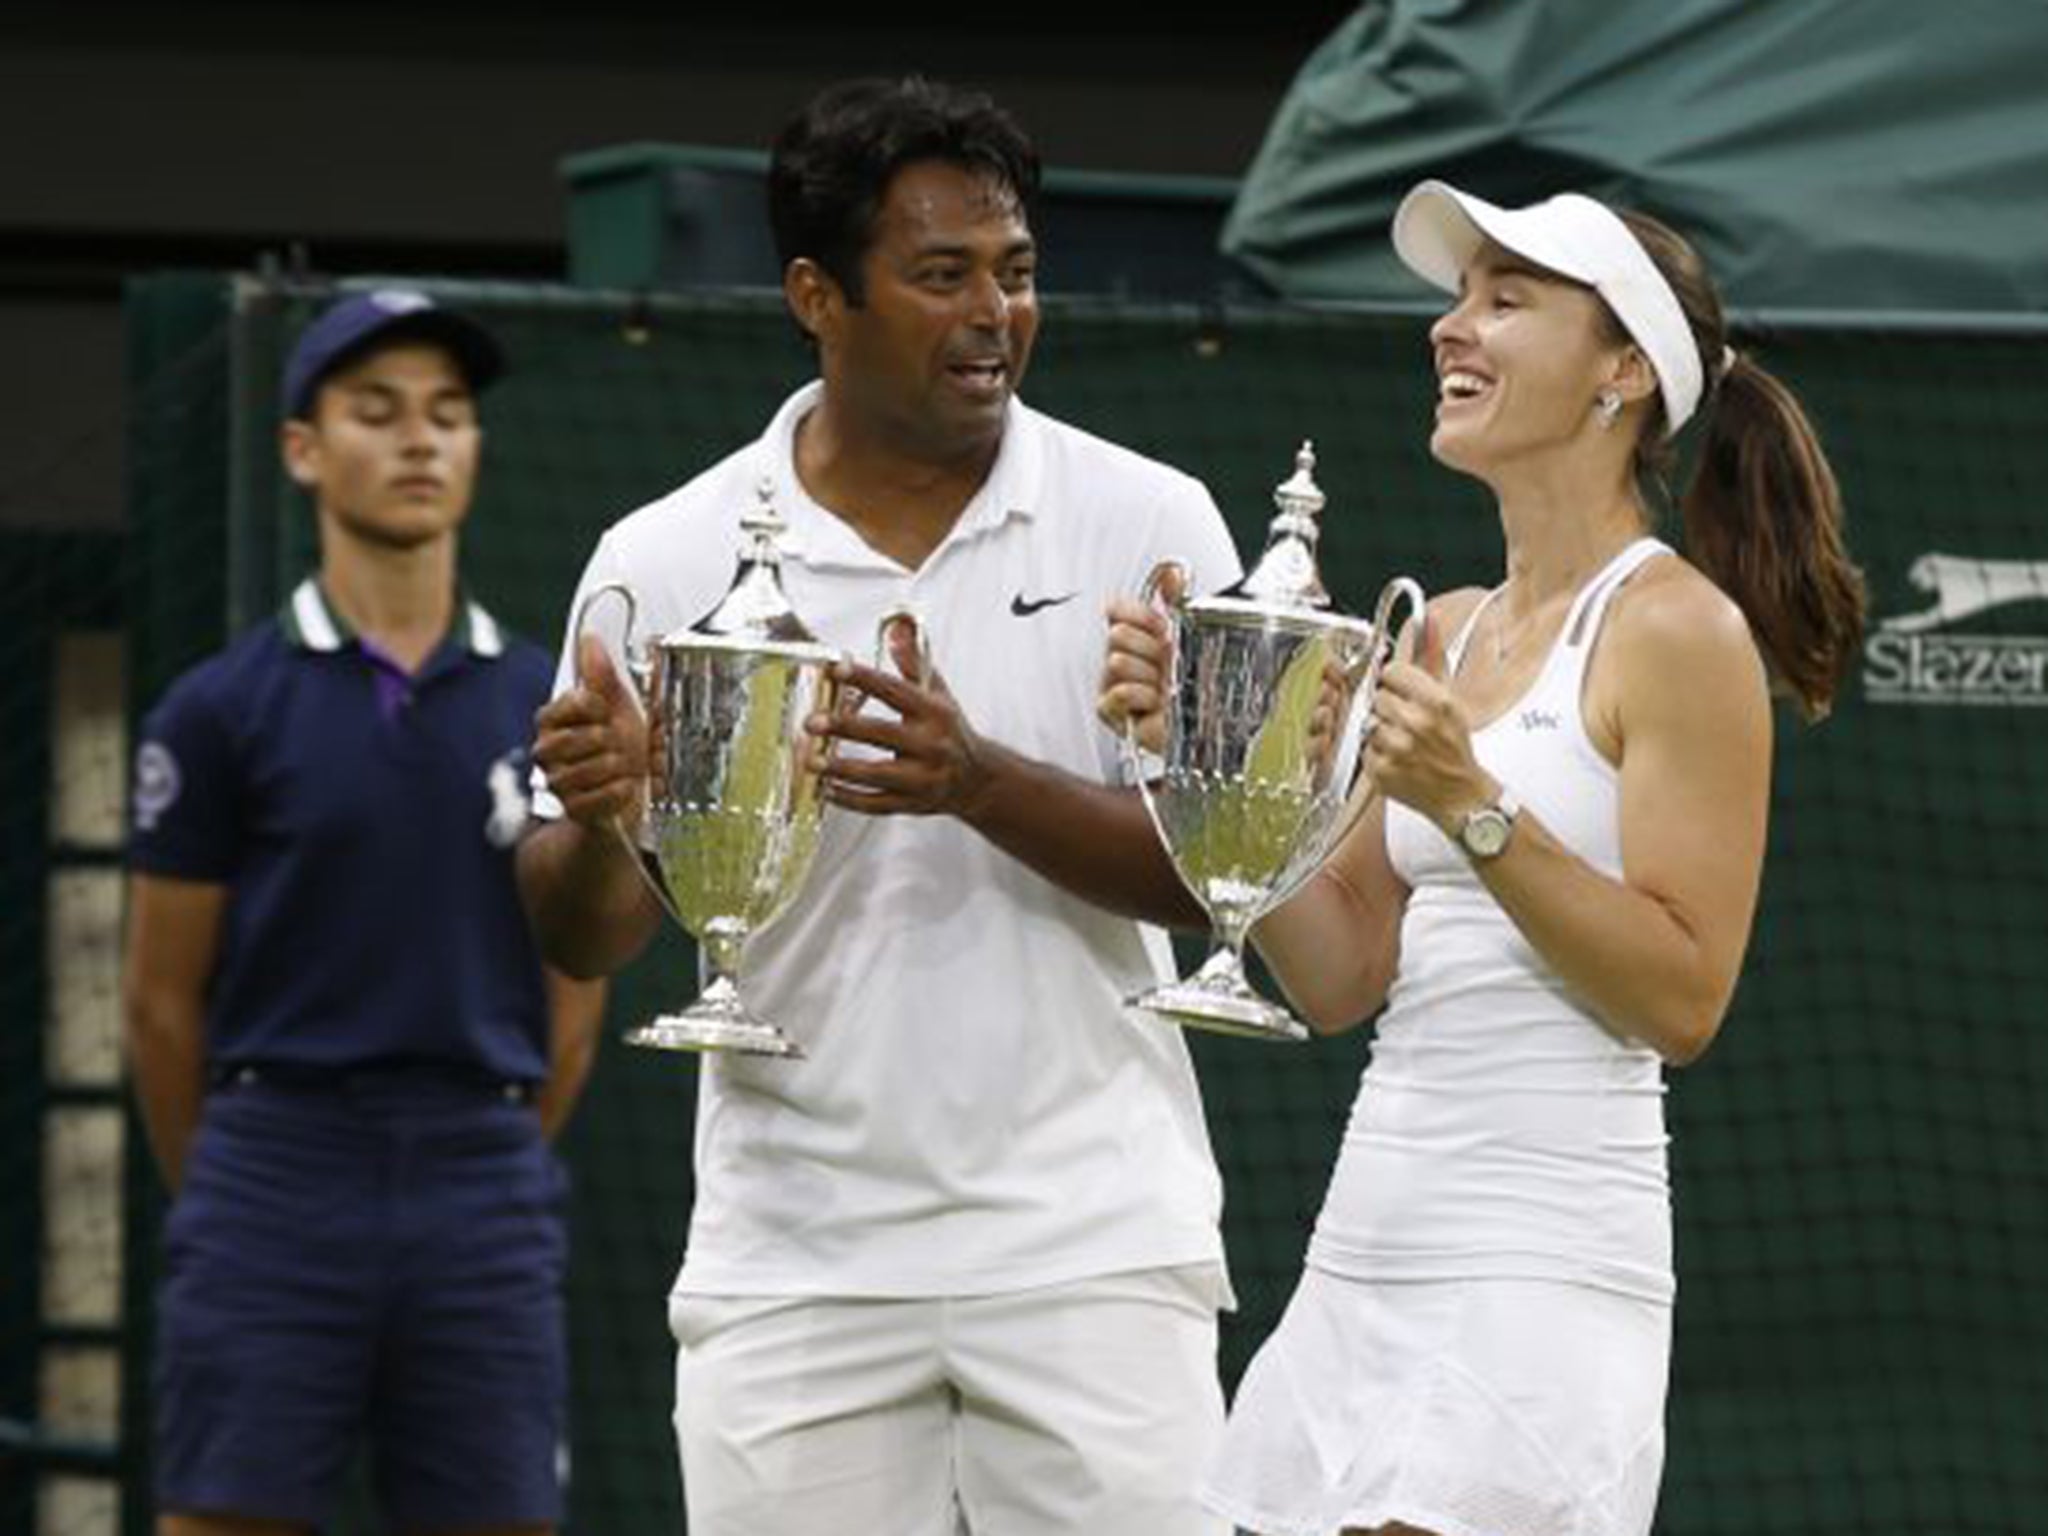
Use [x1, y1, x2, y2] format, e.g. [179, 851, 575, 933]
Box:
[560, 143, 1245, 301]
[1224, 0, 2048, 311]
[120, 276, 2048, 1534]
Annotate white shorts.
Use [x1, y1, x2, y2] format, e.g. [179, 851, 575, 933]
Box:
[1204, 1268, 1670, 1536]
[670, 1265, 1228, 1536]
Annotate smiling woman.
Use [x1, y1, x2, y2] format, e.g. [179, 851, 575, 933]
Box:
[1101, 180, 1866, 1536]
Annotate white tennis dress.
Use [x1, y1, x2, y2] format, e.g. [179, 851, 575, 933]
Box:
[1205, 538, 1678, 1536]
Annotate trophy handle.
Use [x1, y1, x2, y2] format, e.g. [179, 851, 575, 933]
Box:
[1120, 558, 1191, 792]
[1301, 575, 1429, 875]
[1359, 576, 1428, 700]
[1138, 558, 1192, 614]
[824, 600, 930, 736]
[874, 603, 932, 686]
[569, 580, 690, 931]
[817, 604, 934, 798]
[572, 580, 655, 706]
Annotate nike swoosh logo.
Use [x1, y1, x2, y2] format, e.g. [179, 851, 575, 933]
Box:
[1011, 591, 1079, 617]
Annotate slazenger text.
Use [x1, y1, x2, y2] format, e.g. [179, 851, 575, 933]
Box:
[1863, 632, 2048, 705]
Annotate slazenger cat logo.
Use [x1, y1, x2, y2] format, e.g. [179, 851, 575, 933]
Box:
[1863, 553, 2048, 706]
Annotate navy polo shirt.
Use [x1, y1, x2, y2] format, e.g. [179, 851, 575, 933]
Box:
[130, 578, 554, 1081]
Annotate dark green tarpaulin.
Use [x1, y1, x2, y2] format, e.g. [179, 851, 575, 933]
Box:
[1224, 0, 2048, 312]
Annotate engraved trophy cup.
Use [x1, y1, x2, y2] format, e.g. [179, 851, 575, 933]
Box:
[574, 479, 844, 1059]
[1128, 442, 1424, 1041]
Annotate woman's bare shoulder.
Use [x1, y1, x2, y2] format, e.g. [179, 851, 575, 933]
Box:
[1612, 554, 1756, 661]
[1603, 554, 1769, 722]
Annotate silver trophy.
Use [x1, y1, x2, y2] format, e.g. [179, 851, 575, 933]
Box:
[1127, 442, 1424, 1041]
[573, 478, 846, 1059]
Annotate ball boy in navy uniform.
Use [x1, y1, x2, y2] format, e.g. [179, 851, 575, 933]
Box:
[123, 289, 607, 1536]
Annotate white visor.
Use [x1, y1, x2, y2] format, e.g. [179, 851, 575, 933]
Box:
[1392, 179, 1704, 437]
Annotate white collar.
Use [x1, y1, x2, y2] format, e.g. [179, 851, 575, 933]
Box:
[281, 577, 503, 658]
[757, 383, 1045, 569]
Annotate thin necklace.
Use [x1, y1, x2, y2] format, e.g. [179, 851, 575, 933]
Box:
[1491, 534, 1635, 664]
[1490, 582, 1571, 666]
[1490, 582, 1519, 665]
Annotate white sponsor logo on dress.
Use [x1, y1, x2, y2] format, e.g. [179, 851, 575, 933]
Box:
[1863, 554, 2048, 707]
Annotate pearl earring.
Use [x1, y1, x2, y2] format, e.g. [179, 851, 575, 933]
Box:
[1595, 388, 1623, 429]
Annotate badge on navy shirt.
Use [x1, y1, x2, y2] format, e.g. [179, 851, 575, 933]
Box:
[484, 746, 533, 848]
[133, 741, 182, 833]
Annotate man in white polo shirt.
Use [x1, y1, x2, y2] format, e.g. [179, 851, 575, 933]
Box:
[518, 76, 1240, 1536]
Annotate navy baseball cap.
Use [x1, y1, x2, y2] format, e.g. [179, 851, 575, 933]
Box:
[282, 288, 506, 419]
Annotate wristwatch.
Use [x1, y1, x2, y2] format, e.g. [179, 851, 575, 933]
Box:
[1454, 785, 1522, 862]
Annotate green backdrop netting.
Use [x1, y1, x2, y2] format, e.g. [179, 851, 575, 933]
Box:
[76, 276, 2048, 1534]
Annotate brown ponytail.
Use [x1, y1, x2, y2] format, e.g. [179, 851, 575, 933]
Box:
[1615, 211, 1868, 722]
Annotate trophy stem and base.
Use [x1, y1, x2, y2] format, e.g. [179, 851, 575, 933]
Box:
[623, 976, 806, 1059]
[1129, 946, 1309, 1043]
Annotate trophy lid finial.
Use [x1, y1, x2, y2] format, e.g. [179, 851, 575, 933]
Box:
[689, 474, 822, 643]
[1273, 440, 1326, 525]
[740, 474, 787, 549]
[1234, 438, 1333, 609]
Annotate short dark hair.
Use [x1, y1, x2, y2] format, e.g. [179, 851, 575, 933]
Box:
[768, 76, 1041, 305]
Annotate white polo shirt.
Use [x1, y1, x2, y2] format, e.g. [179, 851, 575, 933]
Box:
[538, 383, 1243, 1299]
